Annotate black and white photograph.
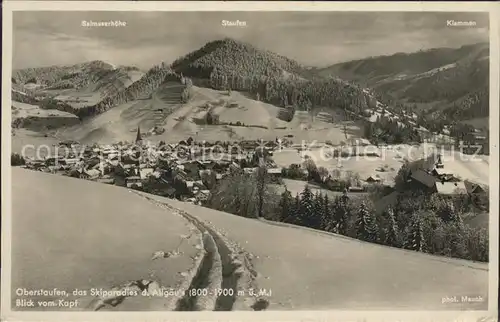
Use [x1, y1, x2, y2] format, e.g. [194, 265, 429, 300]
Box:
[2, 1, 498, 318]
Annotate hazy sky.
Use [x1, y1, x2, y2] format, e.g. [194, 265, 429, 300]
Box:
[12, 11, 489, 70]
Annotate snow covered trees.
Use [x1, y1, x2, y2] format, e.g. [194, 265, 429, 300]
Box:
[330, 196, 349, 235]
[208, 170, 488, 263]
[355, 202, 379, 243]
[384, 207, 400, 247]
[278, 189, 294, 222]
[298, 185, 315, 228]
[404, 214, 426, 252]
[172, 39, 372, 118]
[394, 159, 411, 191]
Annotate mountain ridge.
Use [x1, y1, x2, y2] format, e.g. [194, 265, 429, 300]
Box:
[316, 42, 489, 128]
[318, 42, 488, 81]
[12, 60, 128, 85]
[11, 39, 490, 137]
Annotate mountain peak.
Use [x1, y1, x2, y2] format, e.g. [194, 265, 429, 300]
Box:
[82, 60, 116, 70]
[171, 38, 305, 79]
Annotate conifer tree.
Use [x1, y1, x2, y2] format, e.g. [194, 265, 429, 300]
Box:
[321, 194, 331, 231]
[465, 227, 488, 262]
[443, 222, 466, 258]
[255, 165, 268, 218]
[451, 204, 464, 226]
[405, 214, 426, 252]
[311, 192, 324, 230]
[331, 196, 348, 235]
[278, 188, 293, 222]
[438, 200, 456, 223]
[355, 202, 379, 243]
[394, 160, 411, 190]
[384, 207, 400, 247]
[299, 185, 315, 227]
[285, 193, 301, 224]
[294, 193, 300, 214]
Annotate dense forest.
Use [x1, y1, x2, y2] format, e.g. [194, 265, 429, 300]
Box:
[172, 38, 375, 116]
[11, 90, 39, 105]
[12, 60, 119, 86]
[364, 116, 423, 144]
[171, 38, 307, 79]
[206, 166, 488, 263]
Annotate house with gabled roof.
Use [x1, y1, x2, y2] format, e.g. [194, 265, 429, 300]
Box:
[82, 168, 101, 180]
[61, 158, 80, 166]
[409, 154, 440, 174]
[409, 169, 438, 192]
[195, 189, 210, 202]
[464, 181, 487, 195]
[140, 167, 154, 179]
[366, 174, 381, 183]
[194, 180, 206, 190]
[107, 159, 120, 167]
[349, 186, 365, 193]
[97, 175, 115, 185]
[435, 181, 467, 196]
[125, 176, 142, 188]
[196, 159, 214, 169]
[185, 181, 195, 189]
[267, 167, 282, 175]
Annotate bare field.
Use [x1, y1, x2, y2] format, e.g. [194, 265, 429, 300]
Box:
[154, 87, 363, 144]
[138, 193, 489, 310]
[209, 90, 289, 129]
[12, 101, 78, 119]
[11, 101, 80, 132]
[49, 87, 363, 145]
[11, 129, 60, 159]
[11, 168, 200, 311]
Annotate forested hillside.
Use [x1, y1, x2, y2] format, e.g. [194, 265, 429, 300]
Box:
[12, 60, 121, 87]
[12, 39, 488, 136]
[318, 43, 490, 127]
[12, 62, 190, 120]
[73, 65, 189, 119]
[171, 38, 375, 116]
[171, 38, 306, 79]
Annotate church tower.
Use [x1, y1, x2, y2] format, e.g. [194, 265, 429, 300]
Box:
[135, 126, 142, 144]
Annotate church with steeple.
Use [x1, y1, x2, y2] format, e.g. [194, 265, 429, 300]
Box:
[135, 126, 142, 144]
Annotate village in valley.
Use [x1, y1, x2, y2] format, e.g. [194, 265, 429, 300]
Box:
[13, 111, 489, 208]
[7, 10, 494, 312]
[15, 125, 282, 204]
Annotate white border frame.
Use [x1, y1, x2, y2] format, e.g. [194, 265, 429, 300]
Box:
[2, 2, 498, 321]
